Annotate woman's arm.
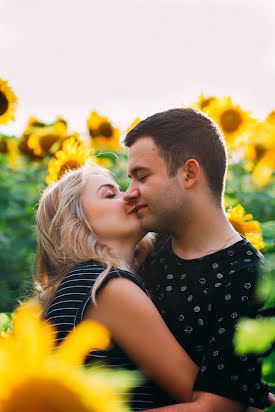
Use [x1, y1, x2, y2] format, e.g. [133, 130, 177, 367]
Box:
[83, 277, 199, 403]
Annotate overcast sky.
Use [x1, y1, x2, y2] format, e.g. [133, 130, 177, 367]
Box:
[1, 0, 275, 137]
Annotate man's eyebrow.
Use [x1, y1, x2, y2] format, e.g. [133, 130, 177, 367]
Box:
[97, 183, 121, 193]
[128, 166, 149, 177]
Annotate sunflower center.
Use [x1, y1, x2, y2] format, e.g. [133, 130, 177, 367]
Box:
[91, 121, 113, 138]
[0, 90, 9, 116]
[0, 138, 8, 153]
[40, 134, 60, 154]
[220, 109, 242, 133]
[58, 160, 81, 179]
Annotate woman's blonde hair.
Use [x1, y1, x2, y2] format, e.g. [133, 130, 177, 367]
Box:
[34, 162, 152, 317]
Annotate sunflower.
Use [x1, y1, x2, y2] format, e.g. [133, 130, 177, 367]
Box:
[46, 136, 97, 184]
[243, 120, 275, 187]
[252, 149, 275, 187]
[87, 111, 121, 151]
[266, 109, 275, 124]
[205, 97, 255, 150]
[126, 118, 142, 134]
[191, 93, 217, 111]
[27, 117, 69, 157]
[0, 136, 15, 154]
[0, 79, 18, 125]
[0, 301, 137, 412]
[226, 204, 265, 250]
[18, 117, 70, 159]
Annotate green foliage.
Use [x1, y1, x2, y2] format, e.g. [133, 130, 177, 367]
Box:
[263, 349, 275, 386]
[1, 147, 275, 320]
[0, 154, 47, 312]
[234, 263, 275, 388]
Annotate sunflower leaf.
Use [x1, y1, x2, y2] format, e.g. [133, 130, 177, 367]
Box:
[262, 349, 275, 386]
[234, 318, 275, 355]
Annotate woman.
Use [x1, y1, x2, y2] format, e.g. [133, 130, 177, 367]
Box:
[34, 162, 199, 410]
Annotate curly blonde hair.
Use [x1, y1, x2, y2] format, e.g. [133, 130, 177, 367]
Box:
[34, 162, 153, 316]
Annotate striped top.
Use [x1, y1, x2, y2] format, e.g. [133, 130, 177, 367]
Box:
[45, 261, 162, 410]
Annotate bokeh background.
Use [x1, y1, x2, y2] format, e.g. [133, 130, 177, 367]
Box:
[0, 0, 275, 406]
[1, 0, 275, 313]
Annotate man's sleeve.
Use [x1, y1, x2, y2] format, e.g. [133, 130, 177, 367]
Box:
[193, 266, 271, 409]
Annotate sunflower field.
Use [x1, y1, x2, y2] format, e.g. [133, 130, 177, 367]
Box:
[0, 78, 275, 410]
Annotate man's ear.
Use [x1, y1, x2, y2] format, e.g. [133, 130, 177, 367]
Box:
[178, 159, 200, 189]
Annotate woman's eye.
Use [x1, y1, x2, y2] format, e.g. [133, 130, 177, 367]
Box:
[106, 193, 116, 198]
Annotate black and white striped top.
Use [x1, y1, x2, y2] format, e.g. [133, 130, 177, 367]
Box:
[45, 261, 162, 410]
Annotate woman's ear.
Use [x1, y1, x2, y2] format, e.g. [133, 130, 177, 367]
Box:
[178, 159, 200, 189]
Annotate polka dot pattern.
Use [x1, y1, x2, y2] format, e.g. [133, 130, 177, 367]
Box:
[143, 234, 272, 409]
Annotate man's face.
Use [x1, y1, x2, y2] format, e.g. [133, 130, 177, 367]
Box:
[124, 136, 188, 232]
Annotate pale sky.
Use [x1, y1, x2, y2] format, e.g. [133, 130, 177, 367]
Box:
[1, 0, 275, 137]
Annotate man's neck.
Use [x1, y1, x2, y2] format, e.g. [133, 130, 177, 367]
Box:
[171, 206, 241, 260]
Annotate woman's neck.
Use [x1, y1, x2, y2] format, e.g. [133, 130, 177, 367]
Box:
[102, 238, 137, 268]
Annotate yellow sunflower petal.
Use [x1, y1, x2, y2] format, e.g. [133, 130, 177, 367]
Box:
[46, 136, 96, 184]
[245, 233, 265, 251]
[12, 301, 55, 366]
[227, 203, 263, 239]
[0, 302, 136, 412]
[127, 117, 142, 134]
[252, 149, 275, 187]
[191, 92, 217, 111]
[0, 78, 18, 125]
[55, 320, 110, 367]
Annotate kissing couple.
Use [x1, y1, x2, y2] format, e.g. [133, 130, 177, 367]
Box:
[35, 108, 273, 411]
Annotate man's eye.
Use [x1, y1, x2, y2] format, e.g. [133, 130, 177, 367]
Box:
[138, 176, 147, 182]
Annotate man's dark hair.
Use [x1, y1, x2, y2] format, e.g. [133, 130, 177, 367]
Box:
[124, 107, 227, 204]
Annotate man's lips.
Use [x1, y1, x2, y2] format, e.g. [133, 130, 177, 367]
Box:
[126, 204, 148, 215]
[136, 204, 148, 214]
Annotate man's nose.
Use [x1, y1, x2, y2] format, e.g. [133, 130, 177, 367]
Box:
[123, 183, 139, 203]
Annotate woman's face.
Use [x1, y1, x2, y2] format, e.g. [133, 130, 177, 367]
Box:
[81, 173, 144, 243]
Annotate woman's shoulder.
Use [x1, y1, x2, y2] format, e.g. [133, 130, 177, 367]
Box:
[96, 266, 146, 294]
[62, 261, 145, 292]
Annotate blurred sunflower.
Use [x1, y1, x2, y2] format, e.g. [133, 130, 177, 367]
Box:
[243, 120, 275, 187]
[226, 204, 265, 250]
[26, 117, 69, 157]
[266, 109, 275, 124]
[0, 301, 135, 412]
[87, 111, 120, 151]
[0, 135, 20, 169]
[126, 118, 142, 134]
[191, 93, 217, 111]
[0, 79, 18, 125]
[46, 136, 97, 184]
[205, 97, 255, 150]
[0, 136, 14, 154]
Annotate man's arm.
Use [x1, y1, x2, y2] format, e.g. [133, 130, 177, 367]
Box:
[144, 391, 246, 412]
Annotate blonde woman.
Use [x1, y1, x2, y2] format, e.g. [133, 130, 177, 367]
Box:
[35, 163, 198, 410]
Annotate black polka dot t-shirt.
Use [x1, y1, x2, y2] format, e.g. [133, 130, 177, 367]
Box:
[142, 234, 273, 409]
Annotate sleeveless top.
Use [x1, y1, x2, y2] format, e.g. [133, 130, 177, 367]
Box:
[45, 261, 163, 410]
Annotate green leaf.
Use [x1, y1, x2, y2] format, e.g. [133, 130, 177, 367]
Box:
[264, 406, 275, 412]
[262, 349, 275, 386]
[234, 318, 275, 355]
[0, 312, 12, 331]
[257, 255, 275, 311]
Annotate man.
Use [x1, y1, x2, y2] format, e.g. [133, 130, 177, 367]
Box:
[123, 108, 273, 411]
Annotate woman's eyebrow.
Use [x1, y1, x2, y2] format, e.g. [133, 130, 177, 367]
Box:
[97, 183, 120, 193]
